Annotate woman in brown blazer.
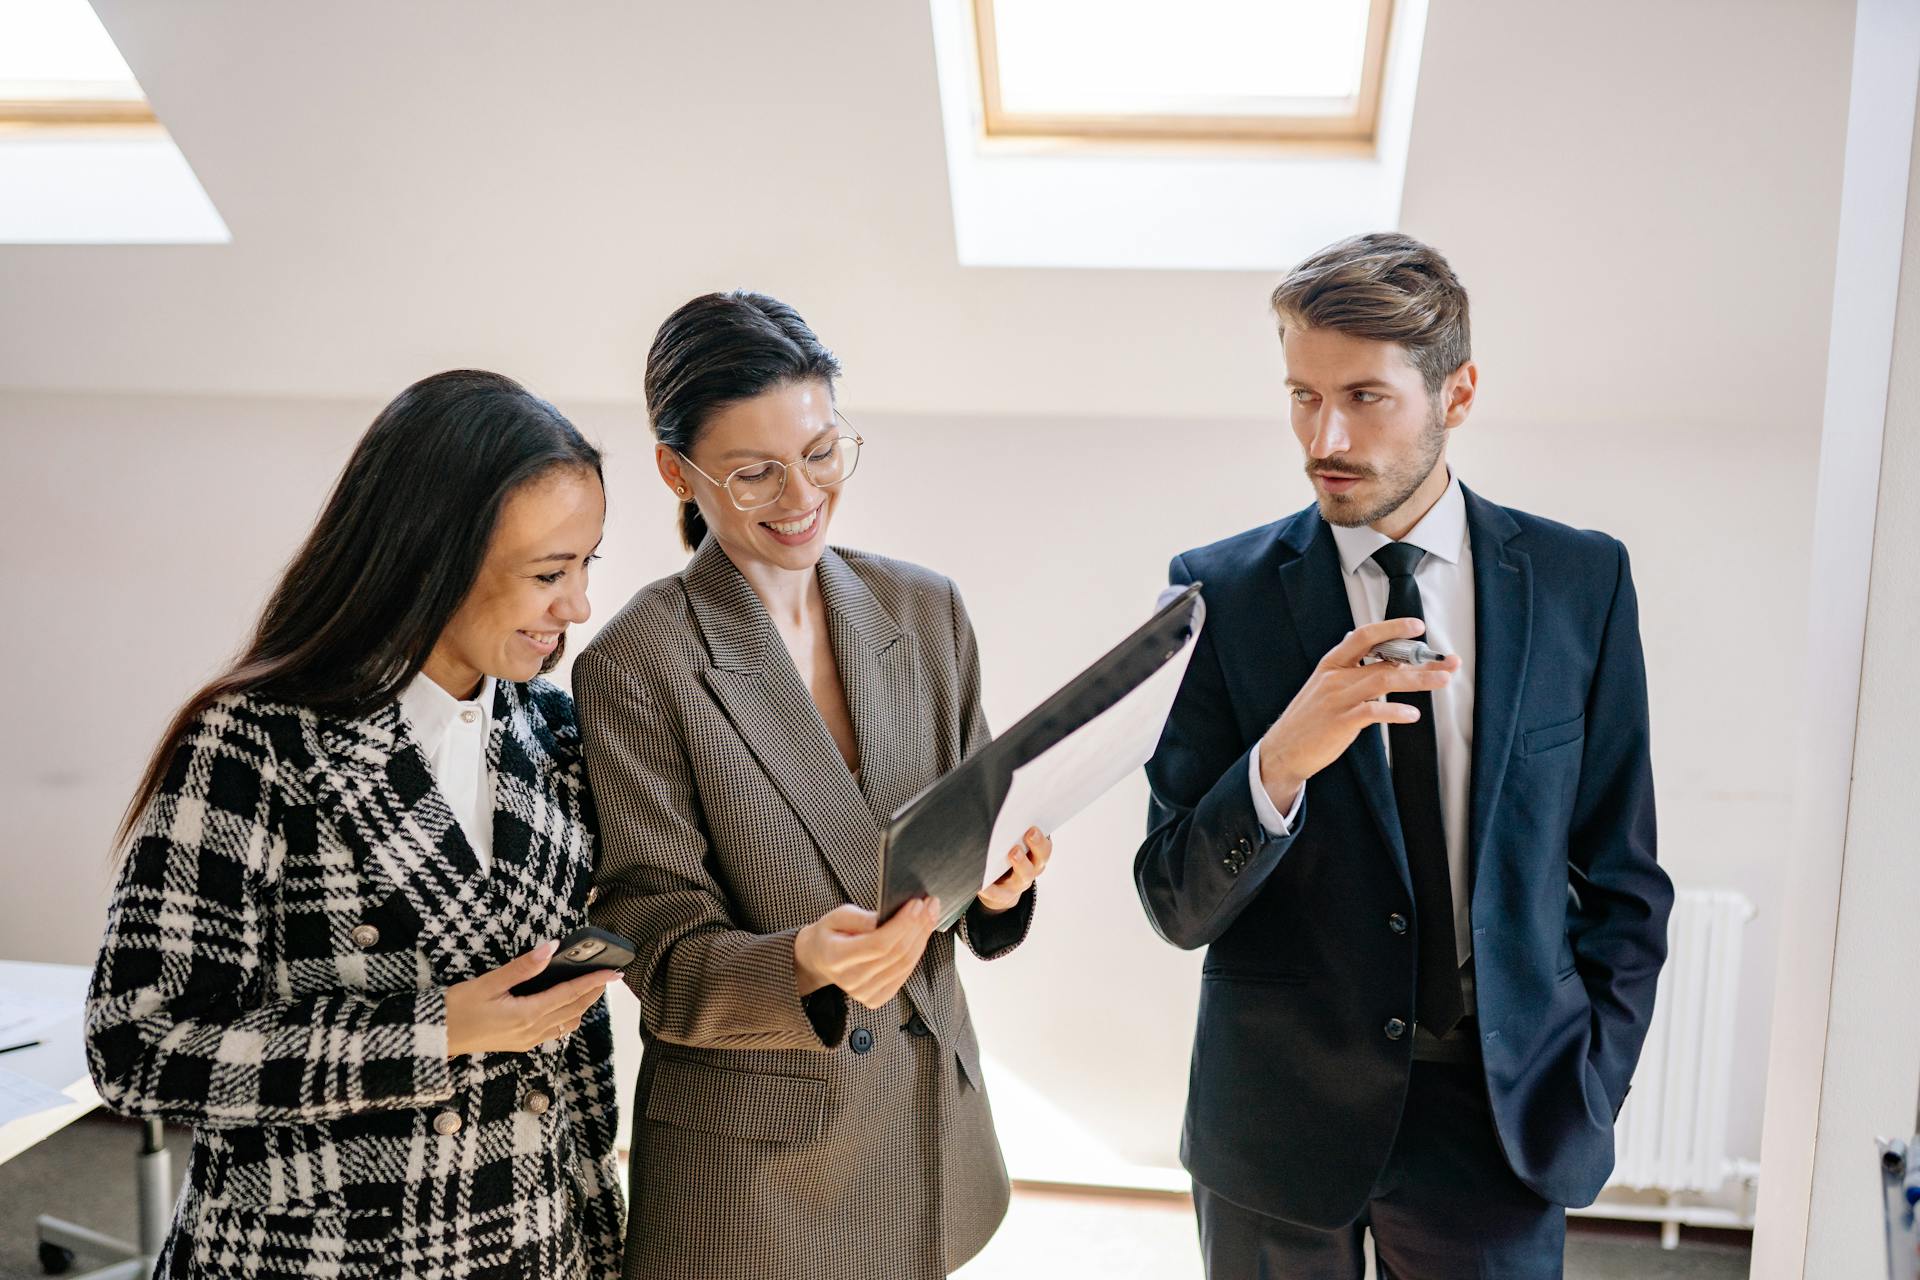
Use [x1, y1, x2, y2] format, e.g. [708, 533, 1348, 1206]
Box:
[575, 291, 1050, 1280]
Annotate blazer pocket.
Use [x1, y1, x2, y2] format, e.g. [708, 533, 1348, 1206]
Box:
[1522, 714, 1586, 757]
[644, 1056, 830, 1145]
[1201, 966, 1309, 987]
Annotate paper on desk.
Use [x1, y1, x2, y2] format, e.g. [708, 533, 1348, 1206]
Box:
[980, 628, 1198, 888]
[0, 1065, 75, 1126]
[0, 989, 77, 1047]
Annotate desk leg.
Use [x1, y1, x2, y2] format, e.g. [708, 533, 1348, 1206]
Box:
[137, 1118, 170, 1258]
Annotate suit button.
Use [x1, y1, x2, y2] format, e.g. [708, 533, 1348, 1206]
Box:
[850, 1027, 875, 1055]
[432, 1110, 463, 1135]
[523, 1090, 552, 1116]
[1388, 913, 1408, 935]
[350, 923, 380, 949]
[903, 1014, 931, 1038]
[1384, 1018, 1407, 1041]
[585, 886, 599, 907]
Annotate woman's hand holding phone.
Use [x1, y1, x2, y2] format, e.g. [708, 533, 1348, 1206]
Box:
[445, 941, 622, 1058]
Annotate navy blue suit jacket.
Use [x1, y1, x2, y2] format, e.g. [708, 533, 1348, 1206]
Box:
[1135, 487, 1672, 1228]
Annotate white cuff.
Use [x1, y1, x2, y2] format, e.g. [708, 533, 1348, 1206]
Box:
[1248, 750, 1303, 837]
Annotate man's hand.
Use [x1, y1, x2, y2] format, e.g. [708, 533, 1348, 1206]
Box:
[1256, 617, 1460, 811]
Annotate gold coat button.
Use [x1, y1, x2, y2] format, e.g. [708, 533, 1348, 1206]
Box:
[584, 887, 599, 907]
[523, 1090, 552, 1116]
[432, 1110, 462, 1136]
[350, 923, 380, 949]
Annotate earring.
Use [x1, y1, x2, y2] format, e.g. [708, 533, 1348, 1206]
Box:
[676, 485, 689, 498]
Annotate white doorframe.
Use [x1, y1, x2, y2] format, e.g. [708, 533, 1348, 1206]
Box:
[1751, 1, 1920, 1275]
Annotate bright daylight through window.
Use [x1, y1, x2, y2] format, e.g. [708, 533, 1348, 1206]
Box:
[975, 0, 1393, 145]
[0, 0, 154, 127]
[0, 0, 226, 243]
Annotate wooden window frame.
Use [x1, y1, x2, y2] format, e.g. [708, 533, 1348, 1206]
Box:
[973, 0, 1395, 146]
[0, 98, 155, 127]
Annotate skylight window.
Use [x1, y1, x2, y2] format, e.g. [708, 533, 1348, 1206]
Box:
[0, 0, 154, 126]
[974, 0, 1393, 145]
[0, 0, 226, 243]
[929, 0, 1427, 269]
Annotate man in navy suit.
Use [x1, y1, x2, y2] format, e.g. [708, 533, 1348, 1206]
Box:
[1136, 232, 1673, 1278]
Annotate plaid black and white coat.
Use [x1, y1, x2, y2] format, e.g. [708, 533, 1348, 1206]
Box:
[86, 679, 624, 1279]
[576, 541, 1035, 1280]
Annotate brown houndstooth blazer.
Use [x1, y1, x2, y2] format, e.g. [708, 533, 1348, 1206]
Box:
[575, 539, 1035, 1280]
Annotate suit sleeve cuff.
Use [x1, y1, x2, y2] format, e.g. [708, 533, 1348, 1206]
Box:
[962, 884, 1036, 960]
[1248, 749, 1303, 837]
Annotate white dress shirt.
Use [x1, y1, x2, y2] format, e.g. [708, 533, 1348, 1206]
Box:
[399, 673, 497, 872]
[1251, 471, 1476, 966]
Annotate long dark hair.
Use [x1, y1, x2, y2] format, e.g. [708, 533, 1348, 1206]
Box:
[644, 290, 842, 550]
[116, 369, 602, 849]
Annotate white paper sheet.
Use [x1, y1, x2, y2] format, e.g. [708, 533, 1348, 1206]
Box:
[0, 1065, 76, 1127]
[980, 628, 1198, 887]
[0, 989, 76, 1048]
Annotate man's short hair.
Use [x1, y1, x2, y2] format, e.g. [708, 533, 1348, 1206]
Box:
[1269, 232, 1471, 395]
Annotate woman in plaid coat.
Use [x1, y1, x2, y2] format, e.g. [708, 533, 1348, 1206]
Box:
[87, 371, 626, 1278]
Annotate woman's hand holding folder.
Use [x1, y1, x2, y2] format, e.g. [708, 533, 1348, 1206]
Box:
[975, 827, 1052, 914]
[796, 897, 943, 1009]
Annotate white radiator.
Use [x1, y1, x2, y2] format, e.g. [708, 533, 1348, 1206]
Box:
[1574, 887, 1758, 1246]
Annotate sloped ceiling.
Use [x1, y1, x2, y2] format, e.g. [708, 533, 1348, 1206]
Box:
[0, 0, 1853, 428]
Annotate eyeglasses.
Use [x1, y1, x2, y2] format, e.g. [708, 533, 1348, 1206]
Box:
[677, 415, 864, 513]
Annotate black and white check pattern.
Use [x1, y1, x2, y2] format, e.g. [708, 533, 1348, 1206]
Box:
[87, 679, 624, 1279]
[576, 541, 1034, 1280]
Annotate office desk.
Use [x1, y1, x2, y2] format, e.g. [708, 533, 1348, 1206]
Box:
[0, 959, 164, 1277]
[0, 960, 98, 1165]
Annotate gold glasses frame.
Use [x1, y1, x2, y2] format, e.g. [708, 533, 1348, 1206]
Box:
[675, 411, 864, 513]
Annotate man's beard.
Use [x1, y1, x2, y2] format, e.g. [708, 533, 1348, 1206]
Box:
[1309, 403, 1447, 528]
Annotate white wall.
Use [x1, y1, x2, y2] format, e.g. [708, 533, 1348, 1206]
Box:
[0, 383, 1818, 1174]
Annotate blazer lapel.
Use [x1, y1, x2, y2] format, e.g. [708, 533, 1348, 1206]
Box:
[306, 702, 495, 982]
[686, 540, 885, 909]
[816, 550, 946, 1024]
[817, 549, 930, 822]
[1272, 511, 1411, 892]
[1463, 486, 1532, 875]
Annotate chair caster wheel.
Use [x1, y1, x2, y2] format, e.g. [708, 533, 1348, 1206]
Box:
[38, 1240, 76, 1275]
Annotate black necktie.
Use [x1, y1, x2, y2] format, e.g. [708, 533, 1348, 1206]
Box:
[1371, 542, 1465, 1037]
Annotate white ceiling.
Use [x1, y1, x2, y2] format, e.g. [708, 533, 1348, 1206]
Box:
[0, 0, 1855, 428]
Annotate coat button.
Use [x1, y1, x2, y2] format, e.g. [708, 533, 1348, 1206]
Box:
[350, 923, 380, 949]
[903, 1014, 931, 1038]
[1384, 1018, 1407, 1041]
[850, 1027, 875, 1055]
[1388, 913, 1408, 935]
[523, 1090, 552, 1116]
[432, 1110, 463, 1135]
[585, 886, 599, 907]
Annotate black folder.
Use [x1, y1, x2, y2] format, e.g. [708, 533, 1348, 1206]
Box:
[876, 582, 1204, 927]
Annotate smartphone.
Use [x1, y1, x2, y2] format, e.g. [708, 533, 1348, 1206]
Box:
[508, 926, 636, 997]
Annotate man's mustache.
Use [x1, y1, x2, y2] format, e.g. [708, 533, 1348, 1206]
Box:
[1307, 460, 1377, 480]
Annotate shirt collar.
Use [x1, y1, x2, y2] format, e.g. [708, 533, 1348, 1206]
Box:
[1327, 468, 1468, 576]
[398, 671, 495, 752]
